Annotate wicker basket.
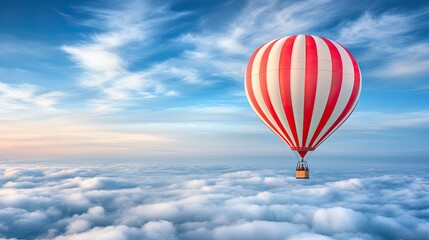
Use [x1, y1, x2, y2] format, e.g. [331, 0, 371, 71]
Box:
[296, 170, 309, 179]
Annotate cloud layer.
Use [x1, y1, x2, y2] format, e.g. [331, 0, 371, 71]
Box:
[0, 162, 428, 239]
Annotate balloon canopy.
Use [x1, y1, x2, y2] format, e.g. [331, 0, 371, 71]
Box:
[245, 35, 361, 158]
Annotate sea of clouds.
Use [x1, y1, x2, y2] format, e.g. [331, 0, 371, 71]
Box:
[0, 161, 428, 240]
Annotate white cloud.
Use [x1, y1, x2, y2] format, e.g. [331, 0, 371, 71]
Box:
[336, 10, 429, 79]
[378, 58, 429, 78]
[177, 0, 341, 81]
[148, 63, 207, 85]
[125, 202, 179, 222]
[312, 207, 366, 234]
[0, 163, 427, 239]
[142, 220, 177, 240]
[185, 179, 207, 189]
[66, 219, 91, 234]
[344, 111, 429, 131]
[0, 83, 65, 110]
[327, 178, 362, 190]
[337, 12, 414, 46]
[212, 221, 307, 240]
[63, 0, 351, 110]
[55, 225, 141, 240]
[371, 42, 429, 78]
[62, 46, 124, 76]
[287, 233, 333, 240]
[62, 1, 187, 109]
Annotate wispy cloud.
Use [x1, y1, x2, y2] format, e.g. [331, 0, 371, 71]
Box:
[336, 12, 415, 46]
[177, 0, 340, 80]
[62, 1, 187, 110]
[344, 111, 429, 131]
[336, 10, 429, 79]
[0, 83, 65, 110]
[372, 42, 429, 78]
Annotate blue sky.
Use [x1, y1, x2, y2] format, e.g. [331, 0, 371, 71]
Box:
[1, 0, 429, 162]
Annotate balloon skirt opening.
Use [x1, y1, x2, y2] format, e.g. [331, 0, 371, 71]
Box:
[296, 170, 309, 179]
[297, 151, 308, 158]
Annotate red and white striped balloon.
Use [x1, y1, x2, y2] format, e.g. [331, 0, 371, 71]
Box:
[245, 35, 361, 158]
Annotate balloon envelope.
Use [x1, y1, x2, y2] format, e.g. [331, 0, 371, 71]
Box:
[245, 35, 361, 158]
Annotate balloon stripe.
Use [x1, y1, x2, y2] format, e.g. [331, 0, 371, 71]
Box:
[306, 36, 332, 149]
[260, 39, 295, 146]
[307, 37, 343, 148]
[314, 46, 361, 148]
[290, 35, 306, 147]
[252, 40, 292, 145]
[245, 42, 290, 145]
[313, 40, 354, 145]
[302, 35, 318, 147]
[279, 36, 299, 148]
[267, 37, 297, 148]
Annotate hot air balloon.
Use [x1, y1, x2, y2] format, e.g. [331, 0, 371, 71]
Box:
[245, 35, 361, 179]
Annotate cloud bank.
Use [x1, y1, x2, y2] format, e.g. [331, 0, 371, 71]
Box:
[0, 163, 427, 239]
